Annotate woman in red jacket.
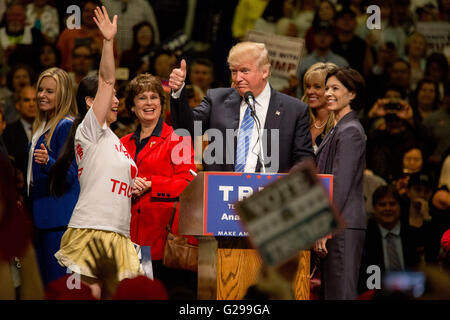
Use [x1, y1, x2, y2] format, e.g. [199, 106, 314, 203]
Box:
[120, 73, 197, 298]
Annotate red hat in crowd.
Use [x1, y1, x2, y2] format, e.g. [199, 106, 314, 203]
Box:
[45, 275, 97, 300]
[357, 289, 376, 300]
[441, 229, 450, 253]
[112, 276, 168, 300]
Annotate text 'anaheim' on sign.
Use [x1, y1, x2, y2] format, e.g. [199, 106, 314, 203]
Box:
[235, 159, 344, 267]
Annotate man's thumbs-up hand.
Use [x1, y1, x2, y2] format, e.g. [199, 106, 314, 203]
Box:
[169, 59, 187, 92]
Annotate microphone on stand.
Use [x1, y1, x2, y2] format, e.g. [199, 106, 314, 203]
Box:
[243, 91, 266, 173]
[244, 91, 257, 117]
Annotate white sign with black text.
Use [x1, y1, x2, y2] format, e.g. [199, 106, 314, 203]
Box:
[236, 160, 342, 266]
[246, 30, 304, 91]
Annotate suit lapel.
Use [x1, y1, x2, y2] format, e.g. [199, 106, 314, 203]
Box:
[315, 125, 336, 156]
[18, 122, 29, 145]
[225, 90, 241, 131]
[8, 120, 28, 148]
[134, 123, 171, 166]
[224, 90, 241, 171]
[316, 111, 358, 156]
[13, 120, 28, 143]
[264, 89, 283, 131]
[255, 87, 282, 172]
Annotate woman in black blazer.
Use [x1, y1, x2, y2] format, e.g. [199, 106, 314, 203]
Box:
[315, 67, 366, 299]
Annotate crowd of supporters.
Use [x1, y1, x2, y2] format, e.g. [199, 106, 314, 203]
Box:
[0, 0, 449, 300]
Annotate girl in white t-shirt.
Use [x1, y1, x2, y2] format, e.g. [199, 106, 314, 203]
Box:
[53, 6, 141, 298]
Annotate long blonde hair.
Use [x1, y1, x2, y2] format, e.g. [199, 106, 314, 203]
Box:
[33, 67, 78, 150]
[302, 62, 336, 132]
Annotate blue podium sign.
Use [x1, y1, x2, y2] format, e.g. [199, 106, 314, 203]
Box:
[203, 172, 332, 236]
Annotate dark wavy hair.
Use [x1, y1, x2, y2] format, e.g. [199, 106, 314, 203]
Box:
[131, 21, 155, 52]
[39, 43, 62, 72]
[325, 66, 366, 111]
[425, 52, 449, 83]
[125, 73, 165, 117]
[49, 75, 98, 197]
[311, 0, 336, 27]
[372, 185, 401, 208]
[261, 0, 299, 22]
[411, 78, 440, 123]
[6, 64, 35, 92]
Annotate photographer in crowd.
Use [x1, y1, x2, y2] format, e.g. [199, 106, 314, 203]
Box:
[365, 84, 427, 183]
[365, 79, 436, 183]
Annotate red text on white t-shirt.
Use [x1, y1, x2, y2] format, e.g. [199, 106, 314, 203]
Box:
[110, 178, 132, 198]
[114, 143, 131, 160]
[76, 143, 84, 161]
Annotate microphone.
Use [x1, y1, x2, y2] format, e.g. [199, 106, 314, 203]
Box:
[243, 91, 266, 173]
[244, 91, 256, 116]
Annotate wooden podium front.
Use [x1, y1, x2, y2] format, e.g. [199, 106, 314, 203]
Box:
[179, 172, 311, 300]
[198, 237, 310, 300]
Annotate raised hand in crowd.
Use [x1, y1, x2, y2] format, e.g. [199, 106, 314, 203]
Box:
[409, 197, 432, 228]
[395, 175, 410, 196]
[367, 98, 387, 118]
[169, 59, 187, 91]
[93, 6, 118, 43]
[92, 5, 117, 124]
[368, 98, 414, 125]
[432, 189, 450, 211]
[85, 238, 119, 300]
[395, 100, 414, 123]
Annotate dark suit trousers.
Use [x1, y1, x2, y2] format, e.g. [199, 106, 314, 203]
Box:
[322, 228, 365, 300]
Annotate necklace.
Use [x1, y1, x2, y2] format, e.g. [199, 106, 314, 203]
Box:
[313, 118, 327, 129]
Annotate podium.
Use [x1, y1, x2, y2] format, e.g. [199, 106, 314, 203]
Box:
[179, 172, 332, 300]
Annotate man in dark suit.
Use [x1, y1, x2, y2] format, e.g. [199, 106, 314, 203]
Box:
[358, 185, 422, 294]
[3, 86, 37, 201]
[169, 42, 314, 173]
